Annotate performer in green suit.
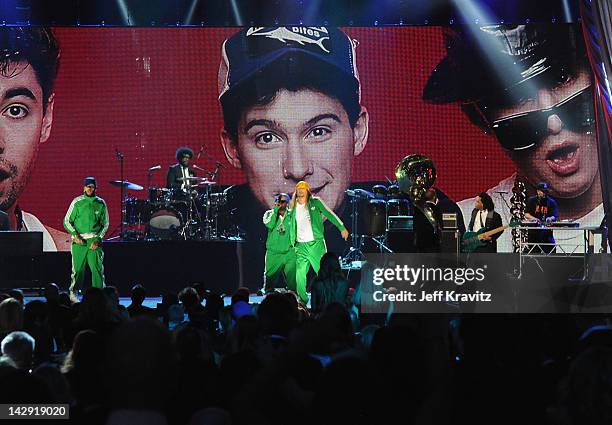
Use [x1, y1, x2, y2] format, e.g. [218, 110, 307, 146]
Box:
[288, 181, 349, 304]
[63, 177, 109, 296]
[263, 193, 296, 293]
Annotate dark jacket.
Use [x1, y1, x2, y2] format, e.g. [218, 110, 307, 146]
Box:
[166, 163, 196, 189]
[413, 202, 443, 253]
[468, 208, 503, 253]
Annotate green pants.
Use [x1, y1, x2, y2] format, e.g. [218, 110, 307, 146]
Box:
[264, 249, 297, 293]
[295, 240, 327, 304]
[70, 238, 105, 291]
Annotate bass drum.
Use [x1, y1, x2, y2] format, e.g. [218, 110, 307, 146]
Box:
[147, 206, 183, 240]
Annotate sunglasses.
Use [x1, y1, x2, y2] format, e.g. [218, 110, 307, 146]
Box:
[488, 85, 595, 151]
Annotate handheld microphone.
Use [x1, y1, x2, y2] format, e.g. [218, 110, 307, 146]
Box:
[148, 165, 161, 171]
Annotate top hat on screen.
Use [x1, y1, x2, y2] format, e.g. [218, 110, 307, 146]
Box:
[218, 26, 361, 103]
[422, 24, 585, 104]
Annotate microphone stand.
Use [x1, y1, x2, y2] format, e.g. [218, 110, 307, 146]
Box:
[118, 150, 125, 240]
[147, 169, 153, 193]
[341, 191, 365, 270]
[107, 148, 125, 241]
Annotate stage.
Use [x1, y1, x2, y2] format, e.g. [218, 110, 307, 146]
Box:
[1, 239, 245, 296]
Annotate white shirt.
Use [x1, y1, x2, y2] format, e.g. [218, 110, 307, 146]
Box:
[458, 173, 604, 252]
[296, 202, 314, 242]
[180, 166, 189, 190]
[473, 209, 488, 233]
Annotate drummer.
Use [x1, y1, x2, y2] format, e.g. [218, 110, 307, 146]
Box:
[166, 147, 197, 192]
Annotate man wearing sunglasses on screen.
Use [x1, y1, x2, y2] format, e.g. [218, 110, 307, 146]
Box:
[423, 24, 601, 252]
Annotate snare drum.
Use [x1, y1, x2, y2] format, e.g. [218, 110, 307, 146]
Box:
[372, 184, 388, 198]
[125, 198, 151, 225]
[170, 188, 192, 204]
[148, 188, 172, 205]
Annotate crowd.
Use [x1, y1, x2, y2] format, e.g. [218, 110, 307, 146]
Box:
[0, 255, 611, 425]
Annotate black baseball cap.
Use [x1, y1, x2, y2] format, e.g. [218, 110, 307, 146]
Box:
[83, 177, 97, 188]
[274, 193, 291, 203]
[218, 27, 361, 103]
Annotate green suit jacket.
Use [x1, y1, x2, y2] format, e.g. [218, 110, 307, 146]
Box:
[63, 194, 109, 242]
[287, 197, 346, 246]
[263, 206, 292, 253]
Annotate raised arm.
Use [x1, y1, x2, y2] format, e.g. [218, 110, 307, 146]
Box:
[263, 207, 280, 230]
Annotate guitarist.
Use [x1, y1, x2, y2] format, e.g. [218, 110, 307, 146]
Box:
[467, 193, 504, 253]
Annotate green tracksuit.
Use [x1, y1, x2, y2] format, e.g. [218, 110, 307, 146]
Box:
[63, 194, 109, 291]
[263, 206, 296, 293]
[287, 197, 346, 304]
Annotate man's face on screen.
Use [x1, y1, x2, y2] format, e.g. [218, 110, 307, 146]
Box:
[0, 61, 53, 211]
[222, 88, 368, 211]
[488, 68, 597, 199]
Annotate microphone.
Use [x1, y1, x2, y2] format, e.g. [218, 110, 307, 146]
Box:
[148, 165, 161, 171]
[114, 146, 123, 160]
[496, 191, 508, 194]
[192, 164, 206, 171]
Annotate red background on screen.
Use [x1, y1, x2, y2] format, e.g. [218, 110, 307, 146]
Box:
[18, 27, 515, 232]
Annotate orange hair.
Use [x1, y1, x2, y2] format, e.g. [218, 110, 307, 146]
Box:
[292, 181, 312, 208]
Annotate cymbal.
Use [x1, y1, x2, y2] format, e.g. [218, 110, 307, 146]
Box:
[177, 176, 200, 181]
[109, 180, 144, 190]
[195, 180, 217, 186]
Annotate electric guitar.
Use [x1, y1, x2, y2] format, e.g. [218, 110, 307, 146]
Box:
[461, 218, 520, 253]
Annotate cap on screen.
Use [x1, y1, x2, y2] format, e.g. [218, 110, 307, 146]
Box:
[218, 26, 361, 103]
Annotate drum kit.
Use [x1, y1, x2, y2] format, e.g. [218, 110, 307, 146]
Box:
[343, 183, 412, 257]
[110, 176, 236, 241]
[342, 154, 438, 264]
